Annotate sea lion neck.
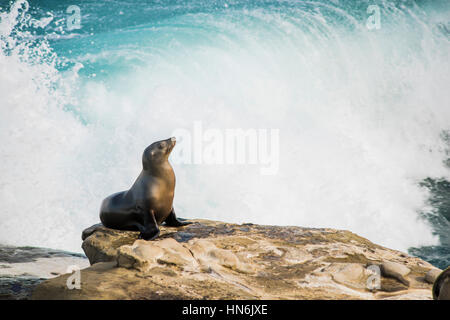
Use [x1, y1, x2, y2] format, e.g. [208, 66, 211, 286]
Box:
[143, 160, 174, 178]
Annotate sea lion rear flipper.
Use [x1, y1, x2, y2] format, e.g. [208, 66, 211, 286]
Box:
[164, 208, 192, 227]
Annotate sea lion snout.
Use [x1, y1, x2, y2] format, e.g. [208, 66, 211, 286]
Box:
[167, 137, 176, 153]
[168, 136, 176, 148]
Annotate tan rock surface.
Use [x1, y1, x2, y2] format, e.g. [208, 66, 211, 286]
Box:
[425, 268, 442, 284]
[32, 219, 438, 300]
[380, 261, 411, 286]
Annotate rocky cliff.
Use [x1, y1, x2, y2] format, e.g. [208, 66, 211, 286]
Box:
[32, 219, 443, 300]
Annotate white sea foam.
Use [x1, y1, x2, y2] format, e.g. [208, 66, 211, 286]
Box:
[0, 1, 449, 253]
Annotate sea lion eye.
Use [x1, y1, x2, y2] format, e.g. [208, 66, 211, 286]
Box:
[159, 143, 164, 149]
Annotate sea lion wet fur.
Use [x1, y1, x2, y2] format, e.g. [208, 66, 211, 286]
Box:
[100, 137, 191, 240]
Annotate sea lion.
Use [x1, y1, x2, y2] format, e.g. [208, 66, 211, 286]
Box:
[100, 137, 191, 240]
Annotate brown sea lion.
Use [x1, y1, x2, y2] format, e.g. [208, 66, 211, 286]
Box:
[99, 137, 191, 240]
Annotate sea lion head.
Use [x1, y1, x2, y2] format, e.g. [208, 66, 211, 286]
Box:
[142, 137, 176, 170]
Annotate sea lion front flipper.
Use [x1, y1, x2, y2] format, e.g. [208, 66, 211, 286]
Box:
[138, 209, 160, 240]
[164, 208, 192, 227]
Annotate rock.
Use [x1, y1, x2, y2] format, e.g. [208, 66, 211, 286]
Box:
[0, 276, 45, 300]
[81, 223, 103, 241]
[81, 226, 137, 265]
[117, 239, 198, 272]
[425, 268, 442, 284]
[437, 278, 450, 300]
[433, 267, 450, 300]
[330, 263, 366, 289]
[32, 219, 438, 300]
[0, 246, 89, 300]
[380, 261, 411, 286]
[189, 239, 254, 274]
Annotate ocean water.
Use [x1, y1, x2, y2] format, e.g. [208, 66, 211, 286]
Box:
[0, 0, 449, 268]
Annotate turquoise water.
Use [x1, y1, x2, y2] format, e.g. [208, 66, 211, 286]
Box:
[0, 0, 449, 269]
